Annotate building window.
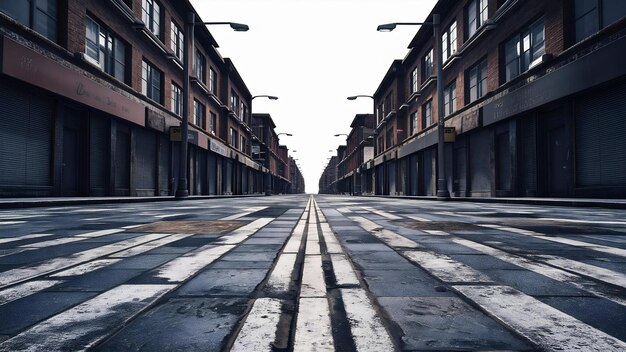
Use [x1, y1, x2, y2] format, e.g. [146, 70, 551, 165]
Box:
[377, 136, 384, 153]
[240, 136, 247, 153]
[0, 0, 58, 41]
[230, 90, 240, 116]
[209, 67, 217, 94]
[384, 92, 393, 116]
[193, 100, 206, 129]
[504, 18, 545, 82]
[141, 0, 161, 39]
[85, 16, 127, 82]
[209, 111, 217, 134]
[442, 21, 457, 62]
[422, 48, 434, 82]
[230, 128, 238, 148]
[171, 82, 182, 116]
[194, 50, 206, 83]
[386, 128, 393, 150]
[240, 104, 247, 123]
[467, 59, 488, 103]
[422, 100, 433, 129]
[444, 81, 457, 116]
[467, 0, 488, 39]
[410, 67, 418, 93]
[410, 112, 418, 135]
[141, 60, 162, 103]
[574, 0, 626, 43]
[170, 21, 184, 61]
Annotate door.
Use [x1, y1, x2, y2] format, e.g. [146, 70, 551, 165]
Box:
[61, 109, 84, 196]
[543, 109, 572, 196]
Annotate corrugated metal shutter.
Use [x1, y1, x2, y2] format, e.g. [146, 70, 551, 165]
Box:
[208, 152, 217, 195]
[158, 134, 170, 196]
[496, 131, 511, 191]
[134, 127, 157, 193]
[89, 114, 109, 194]
[576, 82, 626, 187]
[388, 160, 396, 195]
[409, 154, 418, 196]
[453, 145, 467, 194]
[469, 129, 491, 194]
[423, 149, 435, 196]
[0, 84, 53, 188]
[519, 116, 537, 194]
[115, 126, 130, 193]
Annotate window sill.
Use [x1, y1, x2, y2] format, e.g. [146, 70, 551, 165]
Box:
[107, 0, 142, 26]
[167, 54, 184, 71]
[191, 77, 209, 95]
[134, 25, 167, 55]
[419, 76, 437, 92]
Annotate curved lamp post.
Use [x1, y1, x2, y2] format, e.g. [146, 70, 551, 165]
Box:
[377, 16, 450, 200]
[252, 95, 279, 100]
[176, 15, 249, 198]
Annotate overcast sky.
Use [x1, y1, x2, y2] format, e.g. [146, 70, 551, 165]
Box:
[190, 0, 437, 193]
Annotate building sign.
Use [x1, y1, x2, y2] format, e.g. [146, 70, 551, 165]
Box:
[210, 139, 229, 157]
[444, 127, 456, 142]
[169, 126, 198, 144]
[1, 37, 144, 126]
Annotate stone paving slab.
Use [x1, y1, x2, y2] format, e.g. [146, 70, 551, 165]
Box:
[360, 269, 452, 297]
[50, 269, 144, 292]
[176, 268, 269, 297]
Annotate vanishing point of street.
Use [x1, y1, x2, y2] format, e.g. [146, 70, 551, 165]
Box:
[1, 195, 625, 351]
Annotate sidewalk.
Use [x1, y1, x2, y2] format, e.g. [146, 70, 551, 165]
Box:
[0, 194, 264, 209]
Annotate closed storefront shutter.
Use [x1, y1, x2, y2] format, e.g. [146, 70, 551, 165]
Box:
[134, 127, 157, 194]
[519, 116, 537, 195]
[90, 114, 109, 195]
[453, 144, 467, 196]
[0, 84, 53, 190]
[576, 82, 626, 188]
[388, 160, 396, 195]
[208, 152, 217, 195]
[158, 134, 170, 195]
[115, 125, 131, 194]
[469, 129, 491, 195]
[496, 131, 511, 191]
[422, 149, 435, 196]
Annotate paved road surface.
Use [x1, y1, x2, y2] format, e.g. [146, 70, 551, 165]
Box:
[0, 195, 625, 351]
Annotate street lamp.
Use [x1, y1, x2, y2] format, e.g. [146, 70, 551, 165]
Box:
[176, 14, 249, 198]
[334, 134, 348, 137]
[347, 95, 377, 124]
[252, 95, 279, 100]
[277, 133, 293, 137]
[378, 15, 450, 200]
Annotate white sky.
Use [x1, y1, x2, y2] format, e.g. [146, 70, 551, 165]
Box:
[190, 0, 437, 193]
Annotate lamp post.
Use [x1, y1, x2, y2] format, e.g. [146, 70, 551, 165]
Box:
[377, 15, 450, 200]
[347, 95, 376, 124]
[176, 14, 249, 198]
[252, 95, 279, 100]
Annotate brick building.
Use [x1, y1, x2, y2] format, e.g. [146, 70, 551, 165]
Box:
[335, 114, 375, 195]
[288, 157, 305, 194]
[251, 113, 291, 195]
[335, 0, 626, 198]
[0, 0, 279, 197]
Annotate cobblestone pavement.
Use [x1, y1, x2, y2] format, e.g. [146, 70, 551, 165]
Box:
[0, 195, 625, 351]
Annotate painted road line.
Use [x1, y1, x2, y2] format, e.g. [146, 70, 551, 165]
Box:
[0, 284, 175, 352]
[300, 255, 326, 297]
[0, 233, 169, 288]
[230, 298, 283, 352]
[305, 218, 321, 256]
[537, 217, 626, 225]
[20, 237, 89, 248]
[266, 253, 298, 293]
[154, 213, 186, 219]
[121, 224, 145, 229]
[401, 250, 491, 283]
[352, 216, 421, 249]
[108, 233, 193, 258]
[535, 255, 626, 289]
[320, 223, 343, 254]
[330, 254, 359, 286]
[452, 238, 626, 307]
[340, 288, 394, 352]
[406, 215, 432, 222]
[0, 280, 63, 306]
[453, 285, 626, 351]
[220, 207, 267, 221]
[155, 244, 235, 282]
[0, 221, 26, 225]
[481, 224, 626, 259]
[361, 207, 402, 220]
[49, 259, 121, 277]
[283, 226, 305, 254]
[294, 297, 334, 352]
[0, 233, 53, 245]
[76, 228, 125, 238]
[216, 218, 274, 245]
[423, 230, 450, 236]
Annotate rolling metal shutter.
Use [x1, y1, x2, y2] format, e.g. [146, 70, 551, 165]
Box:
[158, 134, 170, 195]
[575, 82, 626, 187]
[469, 129, 491, 194]
[89, 114, 109, 195]
[114, 126, 131, 193]
[134, 127, 157, 193]
[519, 116, 537, 195]
[422, 149, 435, 196]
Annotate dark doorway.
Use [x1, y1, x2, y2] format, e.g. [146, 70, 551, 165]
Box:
[61, 109, 85, 196]
[542, 108, 572, 196]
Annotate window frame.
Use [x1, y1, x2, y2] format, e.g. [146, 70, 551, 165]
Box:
[194, 50, 206, 84]
[141, 59, 163, 104]
[422, 100, 433, 129]
[422, 48, 434, 82]
[466, 59, 488, 104]
[193, 99, 206, 129]
[209, 67, 217, 94]
[466, 0, 488, 39]
[209, 111, 217, 134]
[410, 67, 418, 94]
[171, 82, 182, 116]
[142, 0, 162, 40]
[503, 17, 545, 83]
[85, 16, 127, 83]
[444, 81, 457, 116]
[410, 111, 418, 135]
[442, 21, 457, 62]
[170, 20, 184, 61]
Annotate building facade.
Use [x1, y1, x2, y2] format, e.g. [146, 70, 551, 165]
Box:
[328, 0, 626, 199]
[251, 113, 292, 195]
[335, 114, 375, 195]
[288, 157, 305, 194]
[0, 0, 282, 197]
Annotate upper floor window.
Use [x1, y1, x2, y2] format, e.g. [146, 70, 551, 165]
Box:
[0, 0, 58, 41]
[194, 100, 206, 129]
[240, 104, 247, 123]
[384, 92, 393, 116]
[442, 21, 457, 62]
[504, 18, 545, 82]
[410, 111, 418, 135]
[142, 0, 161, 39]
[444, 81, 457, 115]
[467, 0, 488, 39]
[170, 21, 184, 61]
[85, 16, 127, 83]
[230, 127, 239, 148]
[410, 67, 418, 93]
[194, 50, 206, 83]
[141, 59, 162, 104]
[209, 67, 217, 94]
[171, 82, 182, 116]
[422, 48, 434, 81]
[230, 90, 240, 116]
[467, 59, 488, 103]
[209, 111, 217, 134]
[385, 128, 393, 150]
[422, 100, 433, 129]
[240, 135, 247, 153]
[574, 0, 626, 43]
